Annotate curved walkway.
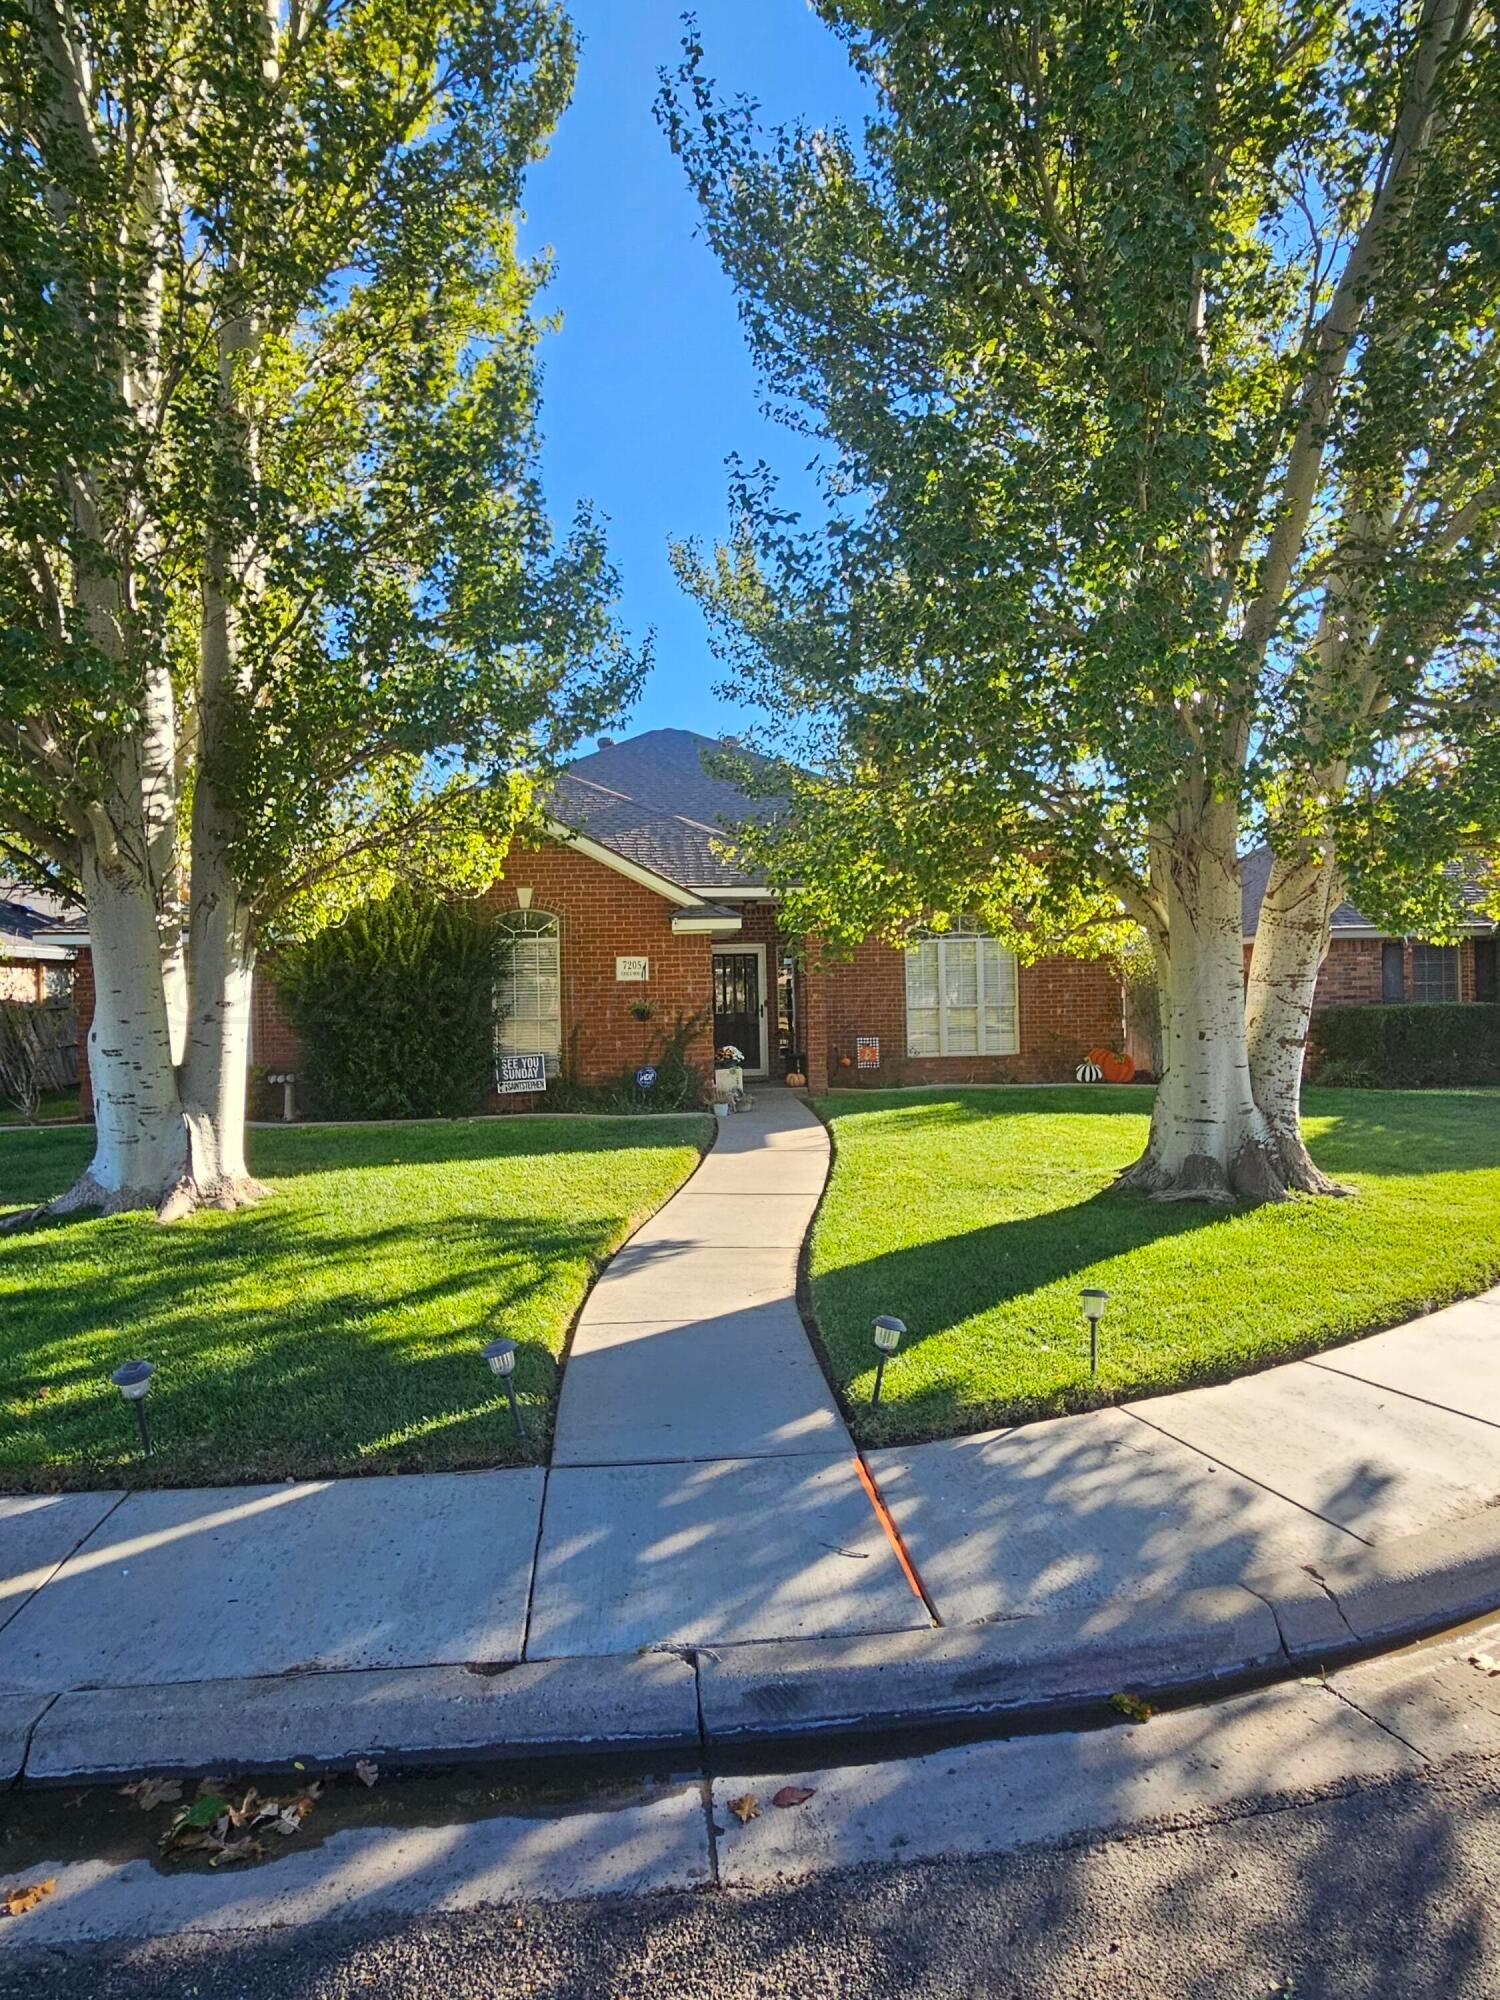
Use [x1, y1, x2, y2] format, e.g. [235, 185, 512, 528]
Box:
[526, 1088, 926, 1655]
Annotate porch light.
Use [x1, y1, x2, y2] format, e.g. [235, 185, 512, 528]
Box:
[870, 1317, 906, 1407]
[481, 1337, 525, 1440]
[1081, 1289, 1109, 1377]
[110, 1359, 155, 1458]
[516, 886, 533, 911]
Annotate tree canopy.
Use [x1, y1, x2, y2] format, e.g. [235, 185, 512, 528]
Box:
[662, 0, 1499, 1198]
[664, 0, 1497, 937]
[0, 0, 638, 1213]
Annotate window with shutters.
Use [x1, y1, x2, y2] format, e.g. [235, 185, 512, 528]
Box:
[496, 912, 562, 1071]
[905, 930, 1019, 1057]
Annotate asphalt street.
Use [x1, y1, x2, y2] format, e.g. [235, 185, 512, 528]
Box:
[0, 1755, 1497, 1999]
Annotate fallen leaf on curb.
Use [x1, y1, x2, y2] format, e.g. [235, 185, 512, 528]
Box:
[2, 1881, 56, 1918]
[1109, 1693, 1154, 1723]
[771, 1786, 817, 1809]
[355, 1759, 379, 1788]
[195, 1776, 229, 1800]
[120, 1778, 182, 1811]
[1466, 1653, 1500, 1677]
[727, 1793, 760, 1824]
[209, 1837, 265, 1869]
[161, 1794, 233, 1851]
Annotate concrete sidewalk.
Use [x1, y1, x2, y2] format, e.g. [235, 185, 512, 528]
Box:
[530, 1088, 924, 1656]
[0, 1083, 1497, 1784]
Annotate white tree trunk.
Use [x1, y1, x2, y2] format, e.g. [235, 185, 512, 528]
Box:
[56, 849, 191, 1215]
[180, 829, 264, 1213]
[1246, 846, 1354, 1196]
[1118, 822, 1287, 1203]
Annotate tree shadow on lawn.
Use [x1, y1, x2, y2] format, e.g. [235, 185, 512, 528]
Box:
[812, 1180, 1230, 1385]
[1304, 1090, 1500, 1177]
[0, 1202, 629, 1490]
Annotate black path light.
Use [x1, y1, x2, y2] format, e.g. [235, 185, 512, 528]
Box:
[1081, 1288, 1110, 1377]
[481, 1337, 525, 1440]
[110, 1359, 155, 1457]
[870, 1316, 906, 1407]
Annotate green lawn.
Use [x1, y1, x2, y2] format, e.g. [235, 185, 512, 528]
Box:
[0, 1088, 79, 1125]
[809, 1086, 1500, 1445]
[0, 1116, 710, 1489]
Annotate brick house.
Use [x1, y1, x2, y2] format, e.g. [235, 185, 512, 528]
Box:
[1240, 845, 1500, 1013]
[64, 731, 1497, 1114]
[0, 885, 79, 1004]
[249, 728, 1126, 1104]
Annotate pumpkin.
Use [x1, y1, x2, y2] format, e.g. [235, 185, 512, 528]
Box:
[839, 1054, 853, 1067]
[1084, 1045, 1112, 1068]
[1100, 1050, 1136, 1084]
[1075, 1059, 1103, 1083]
[785, 1070, 806, 1088]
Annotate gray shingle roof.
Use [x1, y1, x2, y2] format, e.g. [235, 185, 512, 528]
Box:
[1240, 844, 1495, 937]
[0, 884, 82, 957]
[548, 729, 783, 891]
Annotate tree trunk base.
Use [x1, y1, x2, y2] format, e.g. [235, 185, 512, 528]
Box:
[1117, 1127, 1355, 1205]
[156, 1173, 271, 1222]
[13, 1168, 274, 1226]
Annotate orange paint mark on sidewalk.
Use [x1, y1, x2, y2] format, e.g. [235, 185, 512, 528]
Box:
[853, 1454, 935, 1618]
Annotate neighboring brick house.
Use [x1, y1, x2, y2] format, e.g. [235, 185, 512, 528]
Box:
[1240, 845, 1500, 1013]
[0, 885, 79, 1004]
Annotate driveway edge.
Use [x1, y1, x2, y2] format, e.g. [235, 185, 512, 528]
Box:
[18, 1510, 1500, 1786]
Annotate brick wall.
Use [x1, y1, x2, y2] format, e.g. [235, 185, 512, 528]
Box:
[476, 841, 715, 1105]
[1242, 936, 1485, 1011]
[72, 950, 94, 1116]
[817, 937, 1126, 1087]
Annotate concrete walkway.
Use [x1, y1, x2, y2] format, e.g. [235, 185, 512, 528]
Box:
[529, 1088, 925, 1655]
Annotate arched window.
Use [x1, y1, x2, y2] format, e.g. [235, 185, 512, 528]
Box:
[497, 911, 562, 1073]
[905, 925, 1019, 1056]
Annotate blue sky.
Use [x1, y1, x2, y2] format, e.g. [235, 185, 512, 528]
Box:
[517, 1, 870, 746]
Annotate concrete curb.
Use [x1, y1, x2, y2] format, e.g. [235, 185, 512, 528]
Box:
[26, 1652, 701, 1786]
[12, 1511, 1500, 1786]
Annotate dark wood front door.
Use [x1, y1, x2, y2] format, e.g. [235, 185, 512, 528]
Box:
[713, 949, 763, 1071]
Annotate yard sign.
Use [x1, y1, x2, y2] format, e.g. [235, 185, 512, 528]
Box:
[496, 1052, 547, 1094]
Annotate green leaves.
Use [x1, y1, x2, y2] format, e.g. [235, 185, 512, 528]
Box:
[662, 0, 1500, 954]
[0, 0, 638, 925]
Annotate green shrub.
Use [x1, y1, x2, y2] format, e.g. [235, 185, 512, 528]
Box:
[1311, 1003, 1500, 1088]
[277, 889, 508, 1119]
[546, 1008, 711, 1114]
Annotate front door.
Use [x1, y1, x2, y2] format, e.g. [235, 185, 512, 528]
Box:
[713, 946, 766, 1075]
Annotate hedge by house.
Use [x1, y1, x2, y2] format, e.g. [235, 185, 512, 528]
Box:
[1311, 1002, 1500, 1088]
[277, 889, 507, 1119]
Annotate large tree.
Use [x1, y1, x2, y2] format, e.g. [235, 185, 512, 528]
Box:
[662, 0, 1500, 1201]
[1, 0, 638, 1216]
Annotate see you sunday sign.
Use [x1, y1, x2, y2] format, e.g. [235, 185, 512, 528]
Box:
[496, 1053, 547, 1094]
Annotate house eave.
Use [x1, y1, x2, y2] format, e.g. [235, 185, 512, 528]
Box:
[541, 818, 703, 908]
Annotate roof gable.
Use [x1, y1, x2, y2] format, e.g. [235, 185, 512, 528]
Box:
[548, 729, 783, 892]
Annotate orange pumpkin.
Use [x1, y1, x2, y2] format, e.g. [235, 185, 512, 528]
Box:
[1099, 1050, 1136, 1084]
[1084, 1046, 1112, 1068]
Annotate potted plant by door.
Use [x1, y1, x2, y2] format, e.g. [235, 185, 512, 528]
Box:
[714, 1043, 746, 1105]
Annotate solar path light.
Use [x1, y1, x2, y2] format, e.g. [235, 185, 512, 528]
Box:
[110, 1358, 155, 1457]
[870, 1316, 906, 1407]
[481, 1337, 525, 1440]
[1081, 1289, 1110, 1377]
